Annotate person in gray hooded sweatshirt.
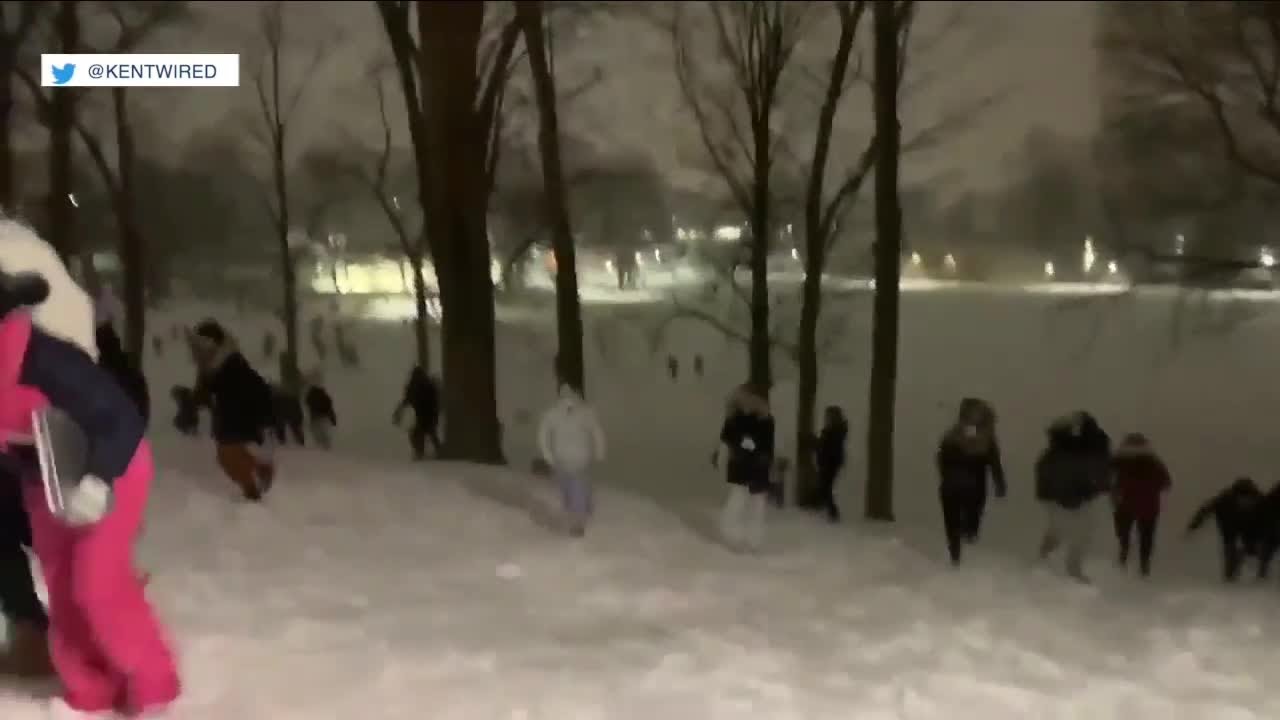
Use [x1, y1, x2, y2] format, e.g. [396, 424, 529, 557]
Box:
[537, 381, 606, 537]
[1035, 411, 1112, 582]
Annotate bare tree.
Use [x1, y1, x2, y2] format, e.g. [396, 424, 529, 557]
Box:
[45, 1, 79, 261]
[671, 0, 814, 392]
[15, 2, 185, 357]
[1105, 3, 1280, 186]
[249, 1, 325, 393]
[516, 0, 585, 392]
[0, 1, 42, 212]
[318, 73, 432, 372]
[864, 0, 907, 522]
[376, 0, 520, 462]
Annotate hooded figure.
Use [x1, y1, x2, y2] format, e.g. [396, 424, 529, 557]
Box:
[1110, 432, 1171, 576]
[0, 219, 179, 716]
[714, 384, 775, 551]
[1187, 477, 1269, 582]
[95, 322, 150, 427]
[1035, 411, 1111, 582]
[537, 382, 606, 536]
[936, 397, 1006, 565]
[190, 320, 277, 501]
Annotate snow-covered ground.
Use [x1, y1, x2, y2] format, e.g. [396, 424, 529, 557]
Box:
[4, 288, 1280, 718]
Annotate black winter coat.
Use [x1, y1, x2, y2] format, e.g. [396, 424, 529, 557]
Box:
[937, 432, 1006, 497]
[1035, 417, 1111, 510]
[816, 420, 848, 471]
[195, 350, 274, 445]
[720, 411, 775, 491]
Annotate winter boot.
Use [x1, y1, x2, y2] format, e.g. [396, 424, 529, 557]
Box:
[0, 618, 54, 678]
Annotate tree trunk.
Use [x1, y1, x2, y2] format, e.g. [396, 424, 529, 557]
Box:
[409, 247, 430, 371]
[418, 0, 502, 463]
[518, 0, 584, 394]
[748, 128, 772, 392]
[46, 0, 78, 261]
[112, 86, 146, 363]
[864, 0, 903, 522]
[274, 123, 299, 393]
[793, 249, 822, 506]
[794, 3, 858, 509]
[0, 48, 14, 212]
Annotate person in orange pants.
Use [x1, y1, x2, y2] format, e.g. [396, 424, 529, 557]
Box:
[190, 320, 277, 501]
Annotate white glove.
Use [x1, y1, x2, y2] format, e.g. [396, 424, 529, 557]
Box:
[65, 475, 112, 526]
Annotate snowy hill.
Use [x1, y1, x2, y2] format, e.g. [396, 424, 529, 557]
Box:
[3, 288, 1280, 717]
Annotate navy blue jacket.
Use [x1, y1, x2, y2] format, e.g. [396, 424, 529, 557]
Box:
[18, 327, 143, 485]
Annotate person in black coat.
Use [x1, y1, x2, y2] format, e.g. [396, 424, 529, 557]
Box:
[714, 385, 775, 550]
[1187, 477, 1269, 582]
[191, 320, 277, 501]
[304, 380, 337, 450]
[1035, 412, 1111, 581]
[814, 405, 848, 523]
[936, 398, 1006, 565]
[393, 366, 440, 460]
[0, 464, 52, 677]
[171, 385, 200, 436]
[95, 322, 150, 426]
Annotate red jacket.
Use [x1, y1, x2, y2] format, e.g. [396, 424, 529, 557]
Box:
[1111, 442, 1170, 521]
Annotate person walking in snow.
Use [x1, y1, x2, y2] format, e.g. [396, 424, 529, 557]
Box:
[1035, 412, 1111, 582]
[537, 381, 606, 537]
[814, 405, 848, 523]
[936, 398, 1006, 564]
[713, 385, 775, 551]
[1110, 432, 1171, 577]
[190, 320, 278, 501]
[1186, 477, 1268, 582]
[304, 370, 337, 450]
[394, 366, 441, 460]
[95, 321, 150, 426]
[0, 220, 180, 716]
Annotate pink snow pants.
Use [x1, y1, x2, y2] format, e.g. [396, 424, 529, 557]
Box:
[23, 442, 180, 715]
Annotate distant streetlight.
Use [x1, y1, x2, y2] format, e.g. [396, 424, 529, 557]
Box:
[1044, 261, 1056, 279]
[1082, 236, 1096, 274]
[1175, 234, 1186, 256]
[910, 251, 922, 266]
[1261, 246, 1276, 268]
[1107, 260, 1119, 275]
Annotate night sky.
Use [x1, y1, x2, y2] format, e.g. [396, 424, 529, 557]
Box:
[30, 1, 1099, 197]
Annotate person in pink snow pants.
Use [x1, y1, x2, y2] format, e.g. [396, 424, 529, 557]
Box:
[0, 219, 179, 717]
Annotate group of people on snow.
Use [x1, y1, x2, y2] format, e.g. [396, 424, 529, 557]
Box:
[936, 398, 1280, 584]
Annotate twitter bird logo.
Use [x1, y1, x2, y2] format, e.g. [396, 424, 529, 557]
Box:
[50, 63, 75, 86]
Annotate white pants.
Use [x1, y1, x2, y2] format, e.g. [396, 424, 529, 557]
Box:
[1043, 502, 1093, 573]
[720, 485, 767, 550]
[310, 418, 334, 449]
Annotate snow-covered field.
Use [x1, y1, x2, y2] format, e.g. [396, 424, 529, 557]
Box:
[4, 287, 1280, 718]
